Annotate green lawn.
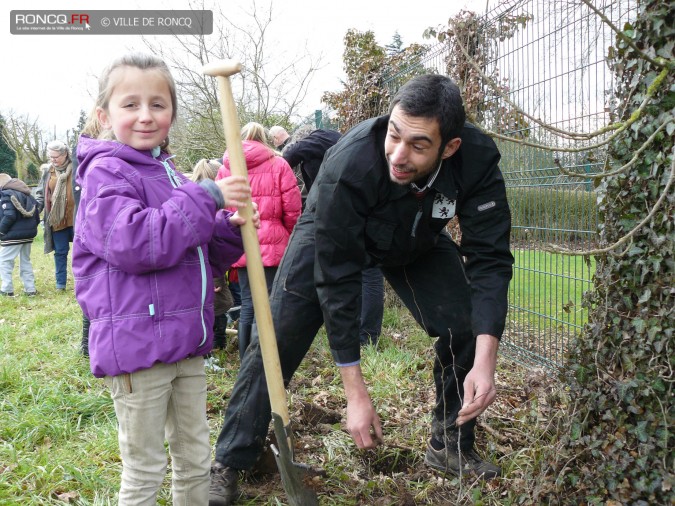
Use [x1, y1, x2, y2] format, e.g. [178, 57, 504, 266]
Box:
[509, 249, 595, 329]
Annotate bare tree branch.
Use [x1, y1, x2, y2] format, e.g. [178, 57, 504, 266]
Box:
[450, 14, 670, 144]
[140, 0, 322, 168]
[1, 112, 48, 177]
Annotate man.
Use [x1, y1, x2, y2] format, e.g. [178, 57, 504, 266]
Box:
[209, 75, 514, 506]
[269, 125, 290, 151]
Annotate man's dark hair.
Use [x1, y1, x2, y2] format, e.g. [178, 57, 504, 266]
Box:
[388, 74, 466, 146]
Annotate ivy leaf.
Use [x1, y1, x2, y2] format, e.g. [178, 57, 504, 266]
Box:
[632, 319, 646, 333]
[570, 422, 582, 441]
[628, 245, 644, 256]
[652, 378, 666, 393]
[637, 288, 651, 304]
[635, 421, 649, 443]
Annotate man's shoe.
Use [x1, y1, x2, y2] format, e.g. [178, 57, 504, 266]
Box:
[209, 461, 238, 506]
[0, 291, 14, 297]
[424, 441, 501, 479]
[25, 291, 38, 297]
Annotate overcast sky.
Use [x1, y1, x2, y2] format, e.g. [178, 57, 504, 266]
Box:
[2, 0, 471, 138]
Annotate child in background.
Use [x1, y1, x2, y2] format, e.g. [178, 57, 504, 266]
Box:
[192, 158, 234, 349]
[0, 173, 40, 297]
[226, 268, 241, 323]
[73, 53, 258, 505]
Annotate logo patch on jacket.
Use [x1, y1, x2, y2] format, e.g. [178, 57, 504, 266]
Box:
[477, 201, 496, 212]
[432, 194, 456, 219]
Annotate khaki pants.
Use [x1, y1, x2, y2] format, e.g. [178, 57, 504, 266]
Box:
[105, 356, 210, 505]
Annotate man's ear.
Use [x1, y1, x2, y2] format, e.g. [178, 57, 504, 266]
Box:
[441, 138, 462, 160]
[96, 107, 111, 130]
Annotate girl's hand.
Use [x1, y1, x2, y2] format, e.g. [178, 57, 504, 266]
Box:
[215, 175, 250, 208]
[230, 202, 261, 228]
[250, 202, 261, 229]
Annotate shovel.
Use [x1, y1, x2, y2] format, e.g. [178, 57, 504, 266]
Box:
[202, 60, 319, 506]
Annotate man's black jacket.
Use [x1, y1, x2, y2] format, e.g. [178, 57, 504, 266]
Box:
[303, 115, 514, 364]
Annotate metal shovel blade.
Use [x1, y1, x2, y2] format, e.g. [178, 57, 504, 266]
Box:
[270, 412, 319, 506]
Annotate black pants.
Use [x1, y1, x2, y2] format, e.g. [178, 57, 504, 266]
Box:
[237, 266, 278, 360]
[214, 230, 476, 469]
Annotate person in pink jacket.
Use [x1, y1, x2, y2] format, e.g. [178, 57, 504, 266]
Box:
[217, 122, 302, 359]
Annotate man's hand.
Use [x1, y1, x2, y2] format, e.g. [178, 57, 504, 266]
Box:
[339, 364, 383, 449]
[457, 334, 499, 426]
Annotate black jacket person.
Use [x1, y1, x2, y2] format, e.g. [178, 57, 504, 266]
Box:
[283, 128, 342, 194]
[209, 74, 514, 504]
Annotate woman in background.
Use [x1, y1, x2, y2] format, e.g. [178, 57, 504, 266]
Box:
[35, 140, 79, 291]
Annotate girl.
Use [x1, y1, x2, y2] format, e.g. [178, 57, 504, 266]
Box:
[73, 53, 257, 505]
[216, 122, 301, 360]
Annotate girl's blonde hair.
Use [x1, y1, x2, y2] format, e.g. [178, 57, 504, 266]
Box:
[81, 53, 177, 150]
[241, 122, 279, 155]
[191, 159, 221, 182]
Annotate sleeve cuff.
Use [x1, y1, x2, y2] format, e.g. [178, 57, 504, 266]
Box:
[472, 322, 504, 340]
[199, 180, 225, 210]
[330, 345, 361, 365]
[335, 360, 361, 367]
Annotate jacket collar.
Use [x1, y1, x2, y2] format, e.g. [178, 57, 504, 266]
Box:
[386, 155, 458, 202]
[430, 157, 458, 200]
[376, 114, 458, 202]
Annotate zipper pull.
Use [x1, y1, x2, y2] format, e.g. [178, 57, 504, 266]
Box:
[160, 155, 180, 188]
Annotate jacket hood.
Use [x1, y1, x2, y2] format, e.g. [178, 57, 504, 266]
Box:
[223, 140, 275, 171]
[1, 178, 32, 195]
[76, 135, 172, 183]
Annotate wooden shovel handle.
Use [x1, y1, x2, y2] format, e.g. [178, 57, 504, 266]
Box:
[214, 74, 290, 426]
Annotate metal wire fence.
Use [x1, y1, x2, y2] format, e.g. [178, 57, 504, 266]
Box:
[381, 0, 637, 370]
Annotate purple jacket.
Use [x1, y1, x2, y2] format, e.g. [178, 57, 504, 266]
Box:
[74, 136, 243, 378]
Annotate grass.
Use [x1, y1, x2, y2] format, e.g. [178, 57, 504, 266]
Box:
[502, 250, 596, 369]
[510, 249, 595, 328]
[0, 233, 573, 504]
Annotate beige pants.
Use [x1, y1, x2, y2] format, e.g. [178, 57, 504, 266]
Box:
[0, 242, 35, 293]
[105, 356, 210, 505]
